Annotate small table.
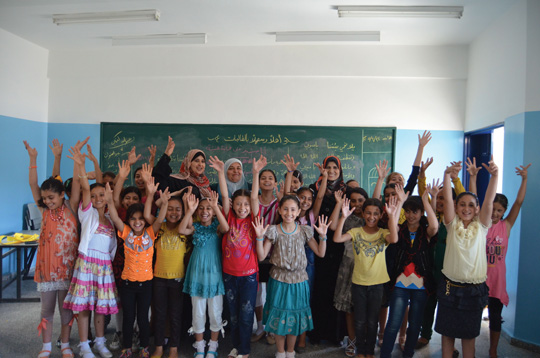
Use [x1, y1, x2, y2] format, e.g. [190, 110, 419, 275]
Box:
[0, 230, 40, 302]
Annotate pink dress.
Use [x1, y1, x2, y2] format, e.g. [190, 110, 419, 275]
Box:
[486, 220, 509, 305]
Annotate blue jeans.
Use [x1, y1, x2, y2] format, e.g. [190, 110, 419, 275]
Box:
[223, 273, 258, 355]
[380, 287, 428, 358]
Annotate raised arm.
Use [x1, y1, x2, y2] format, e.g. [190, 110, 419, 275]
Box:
[442, 163, 460, 225]
[178, 193, 197, 236]
[417, 157, 433, 197]
[281, 154, 299, 194]
[208, 190, 229, 234]
[479, 157, 499, 227]
[423, 184, 439, 239]
[328, 190, 345, 231]
[50, 139, 63, 178]
[413, 131, 432, 167]
[148, 144, 157, 168]
[310, 215, 330, 257]
[208, 156, 229, 216]
[253, 216, 271, 260]
[384, 194, 402, 244]
[313, 163, 328, 217]
[144, 177, 159, 225]
[427, 178, 441, 213]
[67, 146, 90, 208]
[333, 198, 354, 243]
[251, 155, 267, 217]
[86, 144, 102, 184]
[23, 141, 42, 210]
[105, 183, 125, 232]
[372, 159, 390, 199]
[113, 160, 131, 210]
[504, 164, 531, 233]
[465, 157, 481, 195]
[152, 188, 170, 234]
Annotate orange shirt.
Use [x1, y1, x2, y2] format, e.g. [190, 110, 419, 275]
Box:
[118, 226, 156, 282]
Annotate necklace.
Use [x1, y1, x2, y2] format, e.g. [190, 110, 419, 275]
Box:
[49, 205, 65, 224]
[280, 222, 297, 235]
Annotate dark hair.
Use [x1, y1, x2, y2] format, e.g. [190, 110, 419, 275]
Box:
[284, 170, 303, 184]
[121, 186, 141, 201]
[103, 171, 116, 179]
[494, 193, 508, 210]
[296, 186, 314, 197]
[346, 179, 359, 186]
[232, 189, 251, 202]
[383, 183, 396, 194]
[125, 203, 146, 226]
[260, 169, 277, 182]
[90, 183, 105, 191]
[192, 151, 206, 162]
[168, 195, 184, 212]
[38, 177, 65, 208]
[346, 187, 369, 200]
[362, 198, 384, 213]
[133, 167, 142, 180]
[275, 195, 301, 225]
[456, 191, 479, 207]
[403, 196, 424, 213]
[64, 177, 73, 195]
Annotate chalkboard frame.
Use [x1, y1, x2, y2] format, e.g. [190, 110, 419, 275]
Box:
[100, 122, 395, 195]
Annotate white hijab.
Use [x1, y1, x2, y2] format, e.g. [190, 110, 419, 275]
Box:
[224, 158, 249, 197]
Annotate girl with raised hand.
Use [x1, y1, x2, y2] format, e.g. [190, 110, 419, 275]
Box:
[380, 184, 439, 358]
[329, 187, 369, 357]
[209, 155, 262, 358]
[106, 178, 170, 358]
[333, 188, 403, 358]
[469, 163, 531, 358]
[144, 186, 192, 358]
[179, 191, 229, 358]
[24, 139, 83, 358]
[435, 158, 498, 358]
[254, 195, 330, 358]
[63, 147, 118, 358]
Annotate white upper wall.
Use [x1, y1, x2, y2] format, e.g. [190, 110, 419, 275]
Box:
[0, 28, 49, 122]
[526, 0, 540, 111]
[465, 1, 528, 131]
[48, 45, 467, 130]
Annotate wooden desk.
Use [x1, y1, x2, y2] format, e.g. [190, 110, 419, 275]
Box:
[0, 231, 40, 302]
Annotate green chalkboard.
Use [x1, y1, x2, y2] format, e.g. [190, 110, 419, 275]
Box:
[100, 123, 395, 194]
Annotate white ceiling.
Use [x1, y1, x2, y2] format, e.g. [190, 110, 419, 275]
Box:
[0, 0, 514, 50]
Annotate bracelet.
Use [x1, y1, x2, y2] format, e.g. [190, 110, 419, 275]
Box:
[288, 170, 293, 173]
[320, 236, 327, 241]
[256, 238, 264, 242]
[78, 175, 88, 179]
[29, 166, 37, 169]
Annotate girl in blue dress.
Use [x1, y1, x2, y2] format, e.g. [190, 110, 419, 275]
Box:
[179, 191, 229, 358]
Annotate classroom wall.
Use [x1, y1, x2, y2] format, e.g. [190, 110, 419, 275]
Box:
[465, 0, 540, 347]
[47, 45, 468, 131]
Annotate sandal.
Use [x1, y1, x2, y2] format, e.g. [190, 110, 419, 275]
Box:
[345, 337, 356, 357]
[377, 332, 383, 347]
[38, 350, 51, 358]
[61, 347, 74, 358]
[399, 335, 406, 351]
[227, 349, 238, 358]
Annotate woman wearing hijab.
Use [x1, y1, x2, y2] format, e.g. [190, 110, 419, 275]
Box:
[211, 158, 251, 201]
[309, 155, 347, 345]
[152, 136, 211, 199]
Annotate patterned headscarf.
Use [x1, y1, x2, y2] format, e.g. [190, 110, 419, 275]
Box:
[171, 149, 211, 198]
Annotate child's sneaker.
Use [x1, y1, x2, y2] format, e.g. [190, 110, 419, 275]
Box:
[138, 347, 150, 358]
[109, 332, 121, 350]
[119, 349, 133, 358]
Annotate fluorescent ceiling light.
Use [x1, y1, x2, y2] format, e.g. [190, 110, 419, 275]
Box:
[337, 6, 464, 19]
[276, 31, 380, 42]
[112, 33, 207, 46]
[52, 9, 160, 25]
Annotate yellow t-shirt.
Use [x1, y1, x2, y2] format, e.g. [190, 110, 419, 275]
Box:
[348, 227, 390, 286]
[154, 223, 190, 279]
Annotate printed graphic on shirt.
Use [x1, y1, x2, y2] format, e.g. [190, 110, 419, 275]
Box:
[486, 235, 504, 266]
[353, 233, 386, 258]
